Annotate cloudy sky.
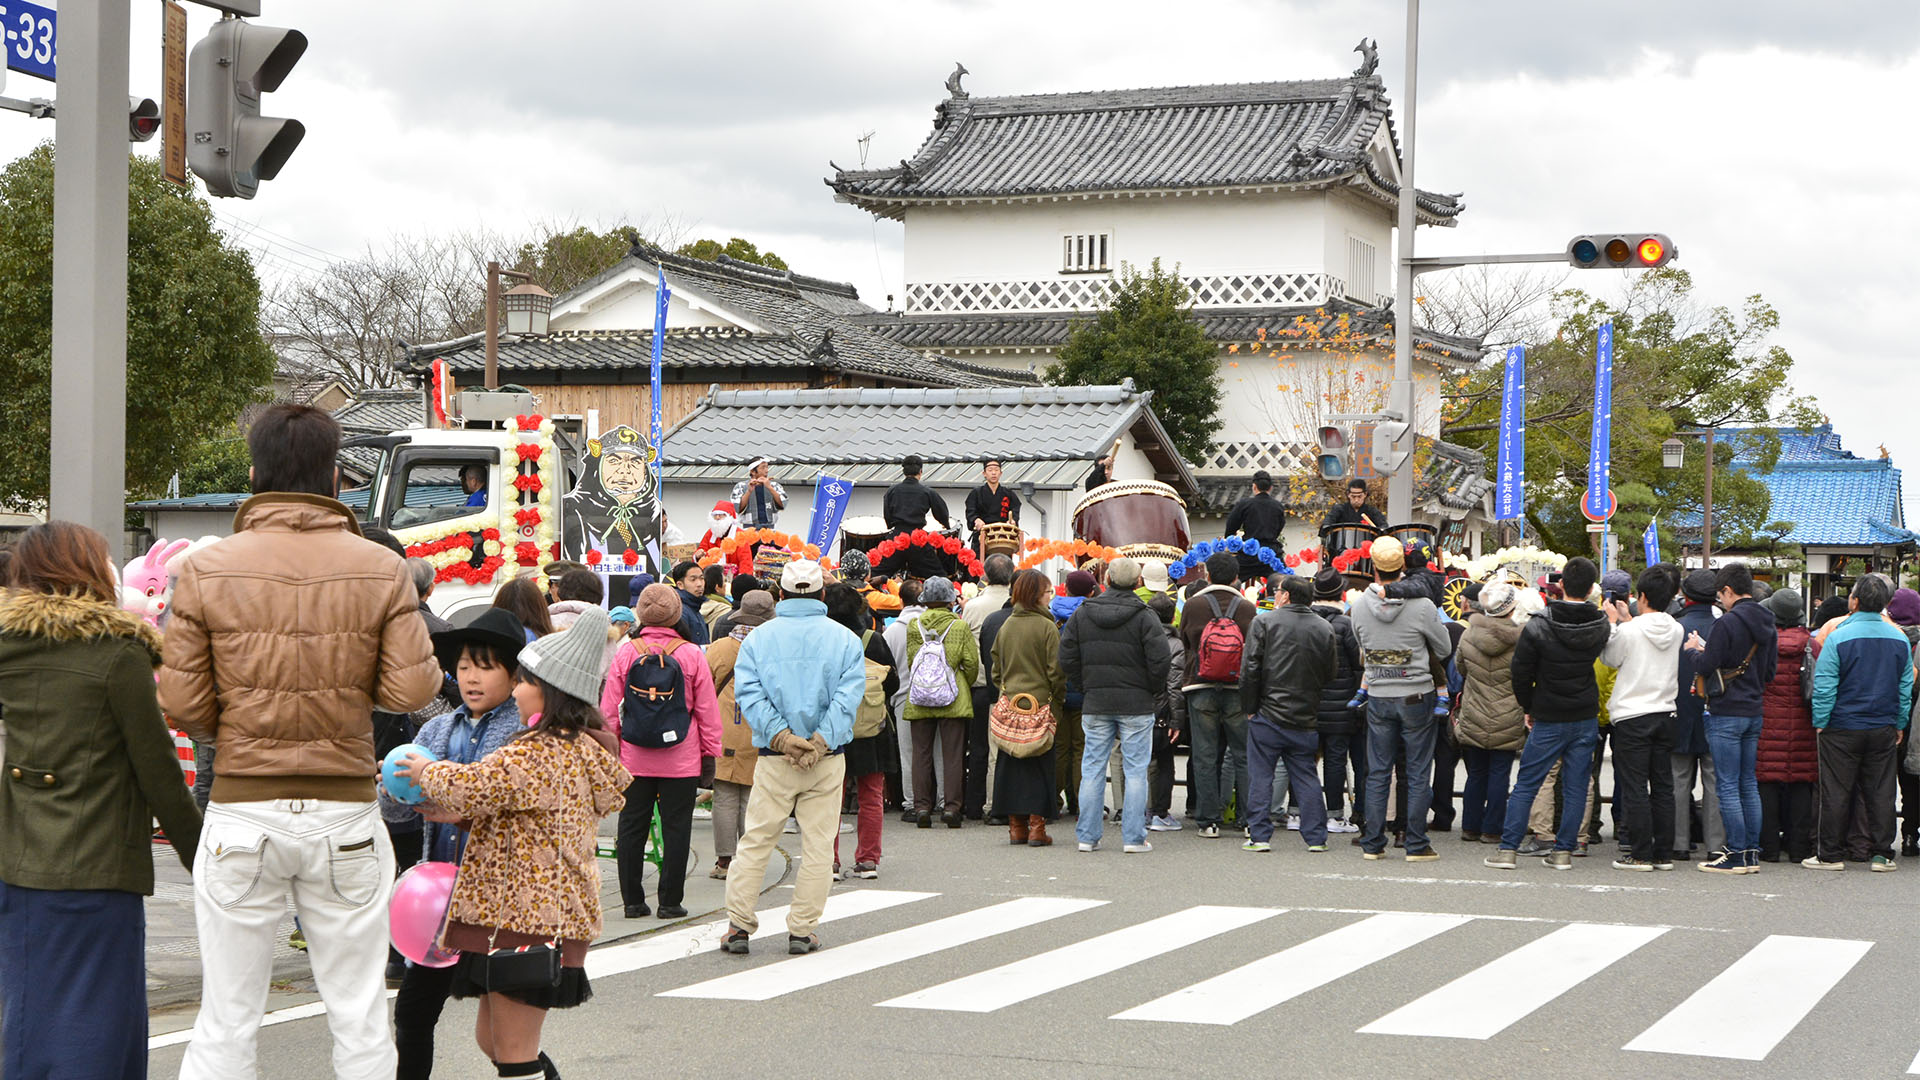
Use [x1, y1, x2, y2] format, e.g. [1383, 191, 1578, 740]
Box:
[7, 1, 1917, 516]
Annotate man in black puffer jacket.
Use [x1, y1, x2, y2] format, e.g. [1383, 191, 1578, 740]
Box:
[1060, 558, 1171, 854]
[1487, 557, 1612, 869]
[1241, 576, 1338, 851]
[1311, 569, 1366, 834]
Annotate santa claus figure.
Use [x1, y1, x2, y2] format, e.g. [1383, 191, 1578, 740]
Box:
[699, 498, 753, 577]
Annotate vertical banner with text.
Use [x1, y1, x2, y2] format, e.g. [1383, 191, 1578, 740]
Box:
[162, 2, 188, 186]
[1643, 518, 1661, 567]
[808, 474, 853, 554]
[1584, 322, 1615, 520]
[649, 266, 670, 490]
[1494, 345, 1526, 520]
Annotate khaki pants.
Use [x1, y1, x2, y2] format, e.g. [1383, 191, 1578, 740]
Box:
[725, 753, 847, 938]
[1527, 759, 1598, 843]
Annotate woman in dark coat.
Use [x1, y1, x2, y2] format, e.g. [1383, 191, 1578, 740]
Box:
[1755, 589, 1815, 863]
[0, 523, 203, 1079]
[826, 584, 898, 879]
[990, 570, 1066, 846]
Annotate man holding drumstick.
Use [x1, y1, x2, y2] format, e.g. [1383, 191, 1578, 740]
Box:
[965, 458, 1022, 559]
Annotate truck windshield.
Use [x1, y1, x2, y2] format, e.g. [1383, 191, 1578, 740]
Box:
[392, 461, 484, 529]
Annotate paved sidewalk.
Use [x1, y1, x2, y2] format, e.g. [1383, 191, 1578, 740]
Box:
[146, 811, 803, 1024]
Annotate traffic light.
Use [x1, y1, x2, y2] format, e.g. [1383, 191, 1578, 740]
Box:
[1372, 420, 1411, 474]
[128, 97, 161, 142]
[1316, 425, 1349, 480]
[186, 18, 307, 199]
[1567, 233, 1676, 269]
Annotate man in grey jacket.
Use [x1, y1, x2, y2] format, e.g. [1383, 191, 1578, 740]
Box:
[1348, 536, 1452, 861]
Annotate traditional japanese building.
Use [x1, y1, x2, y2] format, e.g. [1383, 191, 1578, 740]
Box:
[827, 45, 1492, 552]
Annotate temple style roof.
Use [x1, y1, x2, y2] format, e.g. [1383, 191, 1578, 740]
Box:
[829, 55, 1463, 224]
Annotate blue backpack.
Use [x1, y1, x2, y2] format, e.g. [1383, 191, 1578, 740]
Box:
[621, 643, 691, 748]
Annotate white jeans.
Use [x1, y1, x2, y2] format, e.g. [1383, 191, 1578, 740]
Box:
[181, 799, 396, 1080]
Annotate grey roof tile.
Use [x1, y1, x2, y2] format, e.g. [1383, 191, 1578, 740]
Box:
[829, 71, 1463, 223]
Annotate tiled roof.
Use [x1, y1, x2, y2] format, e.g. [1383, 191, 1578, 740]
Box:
[333, 389, 424, 434]
[828, 65, 1463, 224]
[397, 246, 1032, 390]
[661, 383, 1195, 494]
[1675, 427, 1916, 547]
[851, 298, 1485, 366]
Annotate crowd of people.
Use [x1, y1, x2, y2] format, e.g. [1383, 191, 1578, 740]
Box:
[4, 408, 1918, 1079]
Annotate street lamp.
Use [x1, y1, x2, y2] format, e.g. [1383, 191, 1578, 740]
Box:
[1662, 429, 1715, 567]
[482, 261, 553, 390]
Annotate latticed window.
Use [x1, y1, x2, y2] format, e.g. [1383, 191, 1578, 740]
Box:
[1062, 233, 1111, 273]
[1347, 236, 1377, 302]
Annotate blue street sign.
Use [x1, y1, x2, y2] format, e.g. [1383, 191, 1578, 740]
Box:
[2, 1, 56, 82]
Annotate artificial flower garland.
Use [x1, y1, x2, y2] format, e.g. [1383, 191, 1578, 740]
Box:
[871, 529, 984, 579]
[695, 528, 823, 569]
[389, 415, 557, 588]
[1016, 538, 1119, 571]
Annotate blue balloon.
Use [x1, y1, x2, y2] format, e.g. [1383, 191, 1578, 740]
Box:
[382, 742, 440, 806]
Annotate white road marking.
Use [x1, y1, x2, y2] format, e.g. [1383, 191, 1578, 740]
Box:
[1625, 934, 1872, 1061]
[1112, 912, 1470, 1026]
[586, 889, 935, 978]
[877, 904, 1281, 1013]
[1359, 922, 1668, 1039]
[657, 896, 1106, 1002]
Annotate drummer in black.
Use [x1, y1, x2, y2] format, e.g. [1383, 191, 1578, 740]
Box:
[964, 458, 1021, 558]
[1223, 470, 1287, 584]
[881, 454, 952, 579]
[1324, 478, 1387, 556]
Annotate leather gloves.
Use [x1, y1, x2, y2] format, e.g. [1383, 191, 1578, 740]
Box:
[769, 729, 831, 770]
[699, 756, 716, 787]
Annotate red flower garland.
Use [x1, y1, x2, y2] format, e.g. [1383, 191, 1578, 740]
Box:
[514, 542, 541, 565]
[514, 443, 544, 462]
[513, 474, 544, 494]
[870, 530, 984, 578]
[514, 508, 542, 528]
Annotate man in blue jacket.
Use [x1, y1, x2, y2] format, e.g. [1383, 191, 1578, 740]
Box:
[721, 560, 867, 955]
[1684, 562, 1778, 874]
[1806, 574, 1914, 871]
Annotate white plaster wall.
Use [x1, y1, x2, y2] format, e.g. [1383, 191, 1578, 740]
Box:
[904, 191, 1334, 286]
[1322, 190, 1396, 303]
[552, 277, 738, 333]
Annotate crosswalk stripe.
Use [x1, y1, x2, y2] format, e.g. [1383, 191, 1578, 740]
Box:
[1359, 922, 1668, 1039]
[876, 904, 1283, 1013]
[1112, 912, 1471, 1026]
[1624, 934, 1872, 1061]
[585, 889, 935, 979]
[657, 896, 1107, 1002]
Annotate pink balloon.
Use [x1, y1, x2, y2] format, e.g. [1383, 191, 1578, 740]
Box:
[389, 861, 460, 968]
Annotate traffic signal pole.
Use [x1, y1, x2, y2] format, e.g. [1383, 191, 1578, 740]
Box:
[50, 0, 132, 559]
[1387, 0, 1419, 523]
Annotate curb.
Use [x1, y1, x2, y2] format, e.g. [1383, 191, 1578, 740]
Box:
[146, 845, 794, 1015]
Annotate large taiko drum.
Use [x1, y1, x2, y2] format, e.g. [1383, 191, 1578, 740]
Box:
[979, 522, 1023, 558]
[1073, 480, 1190, 564]
[1385, 522, 1439, 562]
[1320, 520, 1378, 588]
[838, 515, 892, 556]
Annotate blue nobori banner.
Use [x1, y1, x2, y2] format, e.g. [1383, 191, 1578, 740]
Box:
[1495, 345, 1526, 520]
[1583, 322, 1615, 521]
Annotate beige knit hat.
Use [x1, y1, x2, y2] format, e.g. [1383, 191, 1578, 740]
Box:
[518, 605, 612, 705]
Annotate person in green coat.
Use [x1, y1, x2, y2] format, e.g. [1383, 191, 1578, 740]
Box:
[904, 576, 981, 828]
[991, 569, 1067, 846]
[0, 522, 202, 1079]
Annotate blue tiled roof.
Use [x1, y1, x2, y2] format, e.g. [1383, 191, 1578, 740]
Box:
[1674, 427, 1916, 548]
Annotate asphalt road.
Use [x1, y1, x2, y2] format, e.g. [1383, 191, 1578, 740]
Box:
[148, 817, 1920, 1079]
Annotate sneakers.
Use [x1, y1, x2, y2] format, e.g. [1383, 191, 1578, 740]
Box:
[1198, 824, 1221, 839]
[1405, 849, 1439, 863]
[1327, 818, 1359, 834]
[719, 926, 751, 954]
[784, 817, 800, 834]
[1612, 857, 1655, 872]
[1077, 841, 1100, 853]
[1243, 839, 1272, 852]
[788, 934, 821, 955]
[1700, 850, 1749, 874]
[1546, 850, 1573, 870]
[1460, 831, 1481, 843]
[1652, 858, 1675, 871]
[1123, 842, 1153, 853]
[1484, 849, 1518, 869]
[899, 809, 918, 823]
[1801, 855, 1846, 871]
[831, 865, 847, 882]
[1872, 856, 1898, 873]
[852, 862, 879, 879]
[1284, 814, 1301, 832]
[1515, 837, 1550, 857]
[1361, 850, 1386, 860]
[1573, 841, 1589, 858]
[1307, 843, 1329, 852]
[1148, 815, 1183, 832]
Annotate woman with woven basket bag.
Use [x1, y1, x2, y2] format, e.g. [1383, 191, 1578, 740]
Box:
[988, 570, 1067, 846]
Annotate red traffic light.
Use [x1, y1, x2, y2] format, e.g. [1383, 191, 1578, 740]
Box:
[1636, 237, 1665, 265]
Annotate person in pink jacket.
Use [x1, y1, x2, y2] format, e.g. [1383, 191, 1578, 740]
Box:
[601, 584, 722, 920]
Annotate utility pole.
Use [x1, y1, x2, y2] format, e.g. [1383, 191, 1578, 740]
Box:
[50, 1, 132, 559]
[1387, 0, 1420, 523]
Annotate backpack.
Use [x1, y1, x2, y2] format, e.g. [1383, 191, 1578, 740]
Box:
[620, 642, 692, 748]
[1196, 593, 1246, 683]
[907, 620, 961, 709]
[855, 630, 890, 739]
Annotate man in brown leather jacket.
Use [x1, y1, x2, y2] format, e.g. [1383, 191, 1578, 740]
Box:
[160, 403, 438, 1080]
